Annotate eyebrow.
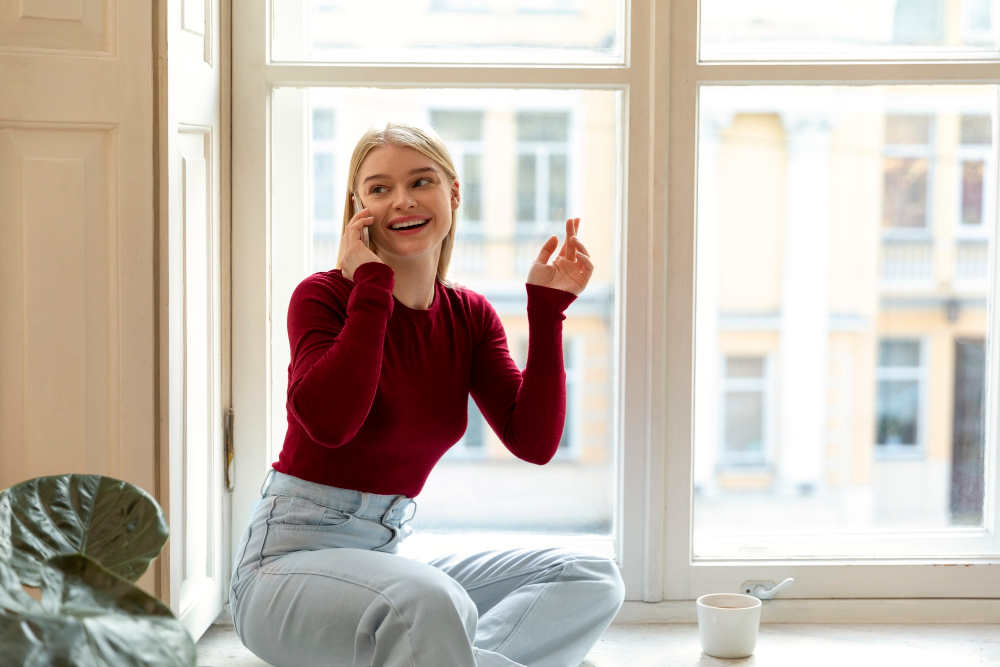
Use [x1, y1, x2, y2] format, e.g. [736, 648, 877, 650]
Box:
[361, 166, 439, 185]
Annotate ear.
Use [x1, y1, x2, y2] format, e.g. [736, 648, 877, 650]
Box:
[450, 178, 461, 211]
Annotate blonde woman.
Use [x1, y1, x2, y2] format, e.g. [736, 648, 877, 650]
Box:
[230, 123, 624, 667]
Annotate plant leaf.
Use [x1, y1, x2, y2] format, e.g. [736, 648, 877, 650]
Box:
[0, 555, 195, 667]
[0, 475, 168, 585]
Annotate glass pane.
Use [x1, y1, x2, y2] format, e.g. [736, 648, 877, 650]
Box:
[963, 160, 985, 226]
[879, 339, 921, 366]
[727, 357, 764, 378]
[302, 87, 620, 534]
[725, 391, 764, 453]
[877, 379, 921, 445]
[701, 0, 1000, 60]
[883, 157, 929, 228]
[313, 153, 335, 221]
[517, 154, 537, 223]
[961, 114, 993, 144]
[694, 85, 997, 557]
[273, 0, 624, 64]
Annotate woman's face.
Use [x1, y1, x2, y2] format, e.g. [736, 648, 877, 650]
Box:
[354, 144, 459, 264]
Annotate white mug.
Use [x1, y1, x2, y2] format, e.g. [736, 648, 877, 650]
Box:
[696, 593, 762, 659]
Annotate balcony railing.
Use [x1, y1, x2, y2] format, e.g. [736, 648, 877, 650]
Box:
[879, 238, 934, 282]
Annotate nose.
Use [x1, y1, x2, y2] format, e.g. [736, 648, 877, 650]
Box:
[391, 187, 417, 210]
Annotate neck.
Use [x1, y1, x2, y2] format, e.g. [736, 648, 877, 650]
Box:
[378, 250, 441, 310]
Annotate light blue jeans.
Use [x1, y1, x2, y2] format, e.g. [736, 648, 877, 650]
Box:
[229, 469, 625, 667]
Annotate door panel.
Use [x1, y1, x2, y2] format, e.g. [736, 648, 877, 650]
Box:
[0, 1, 156, 594]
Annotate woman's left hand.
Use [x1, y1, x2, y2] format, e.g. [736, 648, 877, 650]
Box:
[526, 218, 594, 296]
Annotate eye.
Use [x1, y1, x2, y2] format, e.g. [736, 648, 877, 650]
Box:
[368, 185, 387, 195]
[414, 177, 434, 187]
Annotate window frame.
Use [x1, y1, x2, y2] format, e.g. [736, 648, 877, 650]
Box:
[232, 0, 1000, 610]
[666, 0, 1000, 600]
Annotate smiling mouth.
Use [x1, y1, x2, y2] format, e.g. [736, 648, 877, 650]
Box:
[389, 219, 430, 231]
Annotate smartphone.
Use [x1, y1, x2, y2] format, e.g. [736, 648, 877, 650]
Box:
[353, 195, 370, 249]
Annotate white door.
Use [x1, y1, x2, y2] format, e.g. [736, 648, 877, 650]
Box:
[163, 0, 229, 640]
[0, 3, 158, 593]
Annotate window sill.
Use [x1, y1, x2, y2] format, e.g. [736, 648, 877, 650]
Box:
[614, 598, 1000, 624]
[590, 622, 1000, 665]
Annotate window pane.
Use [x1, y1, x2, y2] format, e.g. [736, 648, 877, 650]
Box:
[963, 160, 985, 226]
[313, 153, 335, 221]
[701, 0, 1000, 59]
[549, 153, 568, 222]
[694, 85, 997, 557]
[879, 339, 921, 366]
[313, 108, 335, 141]
[517, 154, 537, 222]
[464, 153, 483, 223]
[274, 0, 624, 64]
[877, 379, 921, 445]
[303, 87, 620, 534]
[961, 114, 993, 144]
[725, 391, 764, 454]
[883, 157, 929, 228]
[727, 357, 764, 378]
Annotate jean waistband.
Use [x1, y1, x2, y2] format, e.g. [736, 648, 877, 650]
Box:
[260, 468, 416, 525]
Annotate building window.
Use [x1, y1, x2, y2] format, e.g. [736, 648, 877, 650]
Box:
[958, 114, 993, 231]
[962, 0, 995, 43]
[430, 110, 484, 225]
[516, 111, 570, 232]
[721, 356, 768, 467]
[447, 395, 487, 460]
[312, 108, 336, 222]
[892, 0, 945, 44]
[882, 114, 934, 231]
[876, 339, 925, 452]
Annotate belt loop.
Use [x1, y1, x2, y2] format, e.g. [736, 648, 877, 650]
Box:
[356, 492, 370, 516]
[259, 468, 274, 496]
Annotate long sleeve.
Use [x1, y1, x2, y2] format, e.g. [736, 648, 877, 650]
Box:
[470, 283, 577, 464]
[285, 262, 395, 447]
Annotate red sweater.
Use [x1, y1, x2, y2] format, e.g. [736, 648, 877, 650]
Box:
[272, 261, 577, 497]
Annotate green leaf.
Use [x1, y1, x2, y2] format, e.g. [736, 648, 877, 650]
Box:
[0, 475, 168, 586]
[0, 555, 195, 667]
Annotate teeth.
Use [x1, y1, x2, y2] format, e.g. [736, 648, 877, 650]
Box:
[391, 219, 428, 230]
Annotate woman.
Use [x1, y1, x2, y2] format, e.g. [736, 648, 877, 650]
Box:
[230, 123, 625, 667]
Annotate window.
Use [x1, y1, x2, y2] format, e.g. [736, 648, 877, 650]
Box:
[962, 0, 996, 43]
[882, 114, 933, 231]
[516, 111, 571, 232]
[236, 0, 1000, 608]
[875, 339, 925, 453]
[430, 110, 484, 226]
[721, 356, 769, 468]
[311, 108, 336, 223]
[893, 0, 945, 44]
[958, 114, 994, 232]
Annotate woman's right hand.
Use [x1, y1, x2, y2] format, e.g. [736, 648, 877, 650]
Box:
[339, 208, 383, 282]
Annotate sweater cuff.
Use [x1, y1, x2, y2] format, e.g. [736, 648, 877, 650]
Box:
[353, 261, 394, 287]
[526, 283, 577, 315]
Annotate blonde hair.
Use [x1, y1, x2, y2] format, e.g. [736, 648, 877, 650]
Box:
[340, 123, 459, 286]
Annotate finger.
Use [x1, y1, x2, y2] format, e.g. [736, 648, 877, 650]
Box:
[572, 236, 590, 257]
[564, 219, 576, 260]
[534, 235, 559, 263]
[350, 207, 371, 224]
